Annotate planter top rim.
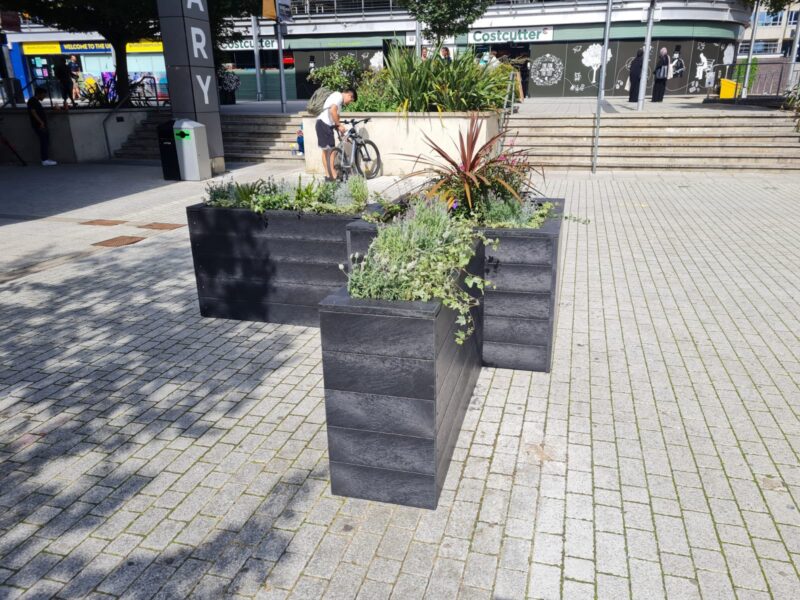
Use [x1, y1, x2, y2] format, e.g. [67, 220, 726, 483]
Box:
[320, 286, 442, 319]
[186, 203, 361, 219]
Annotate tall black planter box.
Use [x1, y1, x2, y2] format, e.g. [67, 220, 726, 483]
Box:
[482, 199, 565, 372]
[319, 247, 484, 510]
[345, 200, 565, 372]
[187, 204, 359, 327]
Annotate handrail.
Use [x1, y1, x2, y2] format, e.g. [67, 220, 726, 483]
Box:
[0, 78, 55, 110]
[102, 91, 133, 160]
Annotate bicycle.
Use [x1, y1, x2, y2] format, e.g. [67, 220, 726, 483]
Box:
[331, 118, 382, 181]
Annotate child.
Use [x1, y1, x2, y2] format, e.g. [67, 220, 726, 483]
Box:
[296, 124, 304, 156]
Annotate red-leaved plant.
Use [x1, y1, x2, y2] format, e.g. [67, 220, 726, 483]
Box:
[401, 113, 543, 218]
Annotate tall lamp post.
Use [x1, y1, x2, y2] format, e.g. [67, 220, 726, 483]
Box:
[591, 0, 614, 173]
[742, 0, 760, 99]
[637, 0, 656, 111]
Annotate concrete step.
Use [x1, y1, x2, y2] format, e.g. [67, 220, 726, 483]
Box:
[526, 147, 800, 159]
[513, 138, 800, 148]
[225, 152, 304, 162]
[533, 155, 800, 168]
[508, 126, 798, 136]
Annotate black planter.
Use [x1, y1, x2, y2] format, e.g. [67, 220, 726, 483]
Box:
[219, 89, 236, 105]
[187, 204, 359, 327]
[319, 246, 484, 510]
[481, 199, 565, 372]
[345, 200, 565, 372]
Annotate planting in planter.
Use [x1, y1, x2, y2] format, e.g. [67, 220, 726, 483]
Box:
[390, 114, 566, 372]
[187, 176, 369, 327]
[320, 201, 487, 509]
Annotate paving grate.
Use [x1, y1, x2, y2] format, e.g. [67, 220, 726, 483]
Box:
[137, 223, 185, 231]
[80, 219, 127, 226]
[92, 236, 145, 247]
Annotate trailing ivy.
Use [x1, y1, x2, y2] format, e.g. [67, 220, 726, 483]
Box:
[347, 200, 489, 344]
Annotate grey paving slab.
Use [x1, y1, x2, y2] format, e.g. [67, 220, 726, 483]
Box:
[1, 167, 800, 598]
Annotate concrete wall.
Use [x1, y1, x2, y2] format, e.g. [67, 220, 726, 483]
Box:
[302, 112, 501, 176]
[0, 108, 152, 165]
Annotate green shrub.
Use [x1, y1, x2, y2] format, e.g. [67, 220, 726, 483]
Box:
[347, 200, 486, 343]
[204, 176, 366, 215]
[385, 45, 511, 112]
[345, 69, 396, 112]
[307, 55, 365, 91]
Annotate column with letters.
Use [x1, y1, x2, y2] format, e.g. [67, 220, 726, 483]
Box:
[157, 0, 225, 175]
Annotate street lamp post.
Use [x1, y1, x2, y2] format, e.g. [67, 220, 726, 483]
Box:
[637, 0, 656, 111]
[742, 0, 760, 99]
[591, 0, 614, 173]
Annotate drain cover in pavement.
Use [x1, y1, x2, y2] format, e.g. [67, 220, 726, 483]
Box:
[81, 219, 127, 226]
[92, 236, 145, 247]
[138, 223, 185, 230]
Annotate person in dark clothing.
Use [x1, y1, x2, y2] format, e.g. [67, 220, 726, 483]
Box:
[54, 58, 76, 109]
[652, 47, 670, 103]
[27, 87, 57, 166]
[628, 49, 644, 103]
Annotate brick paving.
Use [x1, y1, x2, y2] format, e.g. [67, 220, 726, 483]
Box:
[1, 170, 800, 599]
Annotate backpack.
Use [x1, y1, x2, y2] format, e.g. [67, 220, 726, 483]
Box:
[307, 86, 332, 116]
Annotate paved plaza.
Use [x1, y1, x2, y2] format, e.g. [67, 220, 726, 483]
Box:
[1, 164, 800, 599]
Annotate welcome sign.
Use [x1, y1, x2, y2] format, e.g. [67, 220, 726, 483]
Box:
[470, 27, 553, 44]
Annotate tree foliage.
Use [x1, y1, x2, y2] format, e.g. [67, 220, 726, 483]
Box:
[742, 0, 795, 14]
[400, 0, 493, 43]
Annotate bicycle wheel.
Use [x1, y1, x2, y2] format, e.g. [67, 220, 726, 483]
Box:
[329, 147, 348, 181]
[355, 140, 381, 180]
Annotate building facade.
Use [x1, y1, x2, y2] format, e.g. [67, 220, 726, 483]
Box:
[739, 2, 800, 60]
[4, 1, 753, 102]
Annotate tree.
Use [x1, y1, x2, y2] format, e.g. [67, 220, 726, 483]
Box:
[401, 0, 493, 44]
[742, 0, 794, 13]
[0, 0, 259, 102]
[1, 0, 157, 101]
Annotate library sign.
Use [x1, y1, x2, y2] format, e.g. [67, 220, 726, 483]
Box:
[157, 0, 224, 172]
[470, 27, 553, 44]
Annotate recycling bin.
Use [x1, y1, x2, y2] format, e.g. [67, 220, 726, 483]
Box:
[173, 119, 212, 181]
[157, 120, 180, 181]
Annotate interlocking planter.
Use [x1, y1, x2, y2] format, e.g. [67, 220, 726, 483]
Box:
[319, 248, 484, 510]
[345, 200, 565, 372]
[186, 204, 359, 326]
[482, 200, 565, 372]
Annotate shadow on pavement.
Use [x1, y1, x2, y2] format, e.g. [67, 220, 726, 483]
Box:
[0, 234, 338, 598]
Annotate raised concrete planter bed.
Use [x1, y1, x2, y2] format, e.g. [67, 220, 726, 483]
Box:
[482, 200, 565, 372]
[186, 204, 359, 326]
[302, 112, 501, 177]
[345, 199, 565, 372]
[319, 248, 484, 509]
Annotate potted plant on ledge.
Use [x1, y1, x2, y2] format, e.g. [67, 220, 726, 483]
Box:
[319, 200, 487, 509]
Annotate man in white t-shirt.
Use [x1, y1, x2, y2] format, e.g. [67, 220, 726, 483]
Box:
[315, 88, 356, 180]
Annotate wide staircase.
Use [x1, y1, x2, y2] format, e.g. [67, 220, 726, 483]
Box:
[115, 112, 305, 164]
[507, 111, 800, 170]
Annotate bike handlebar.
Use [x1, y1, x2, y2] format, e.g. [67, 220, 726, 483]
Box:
[341, 118, 371, 126]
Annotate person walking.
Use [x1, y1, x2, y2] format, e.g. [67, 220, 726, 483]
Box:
[315, 88, 355, 181]
[27, 87, 57, 166]
[652, 47, 670, 103]
[628, 49, 644, 103]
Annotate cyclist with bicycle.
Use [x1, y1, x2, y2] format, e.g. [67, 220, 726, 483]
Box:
[315, 88, 355, 181]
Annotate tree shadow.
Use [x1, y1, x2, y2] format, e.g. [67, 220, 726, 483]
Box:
[0, 232, 347, 598]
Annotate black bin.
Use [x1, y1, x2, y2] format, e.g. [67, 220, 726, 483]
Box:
[157, 120, 180, 180]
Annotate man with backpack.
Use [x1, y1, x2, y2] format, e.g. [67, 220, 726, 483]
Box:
[308, 87, 356, 180]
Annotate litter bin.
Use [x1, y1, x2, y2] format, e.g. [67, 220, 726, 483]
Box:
[173, 119, 212, 181]
[719, 78, 740, 100]
[157, 119, 180, 181]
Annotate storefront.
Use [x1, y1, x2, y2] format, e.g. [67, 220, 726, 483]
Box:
[21, 40, 167, 99]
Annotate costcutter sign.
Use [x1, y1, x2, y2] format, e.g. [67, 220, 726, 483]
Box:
[470, 27, 553, 44]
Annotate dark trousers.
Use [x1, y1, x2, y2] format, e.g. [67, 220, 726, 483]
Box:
[34, 128, 49, 161]
[652, 79, 667, 102]
[628, 76, 641, 102]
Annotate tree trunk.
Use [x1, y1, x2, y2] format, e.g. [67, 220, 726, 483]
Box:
[110, 38, 130, 105]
